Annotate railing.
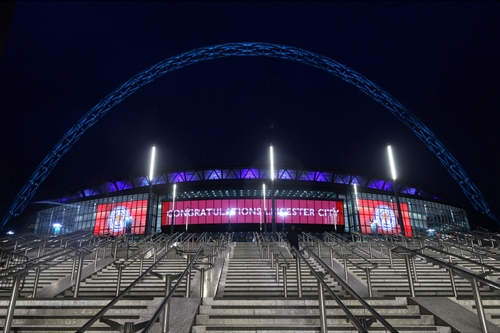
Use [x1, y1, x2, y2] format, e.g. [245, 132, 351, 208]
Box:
[394, 245, 500, 333]
[304, 247, 398, 332]
[292, 246, 385, 333]
[76, 233, 228, 332]
[0, 232, 126, 333]
[269, 238, 290, 297]
[110, 233, 180, 297]
[320, 240, 378, 297]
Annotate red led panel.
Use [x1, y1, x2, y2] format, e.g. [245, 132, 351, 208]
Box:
[94, 200, 147, 235]
[357, 199, 412, 237]
[161, 199, 344, 226]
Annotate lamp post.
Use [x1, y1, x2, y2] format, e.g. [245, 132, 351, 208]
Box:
[185, 206, 189, 232]
[387, 145, 405, 236]
[170, 184, 176, 234]
[263, 183, 267, 233]
[145, 145, 156, 235]
[353, 184, 361, 233]
[270, 145, 276, 233]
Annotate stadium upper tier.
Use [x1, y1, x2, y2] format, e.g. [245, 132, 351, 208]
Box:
[55, 165, 448, 203]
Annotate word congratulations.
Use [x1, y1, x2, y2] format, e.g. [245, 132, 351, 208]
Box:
[166, 207, 339, 218]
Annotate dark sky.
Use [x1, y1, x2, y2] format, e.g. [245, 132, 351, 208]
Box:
[1, 1, 500, 231]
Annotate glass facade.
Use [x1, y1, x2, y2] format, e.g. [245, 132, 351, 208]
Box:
[34, 189, 469, 237]
[34, 194, 159, 237]
[345, 192, 469, 236]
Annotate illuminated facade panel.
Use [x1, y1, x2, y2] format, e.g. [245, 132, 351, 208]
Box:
[93, 200, 148, 235]
[161, 199, 344, 226]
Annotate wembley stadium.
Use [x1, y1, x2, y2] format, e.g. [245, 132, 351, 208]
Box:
[30, 163, 471, 238]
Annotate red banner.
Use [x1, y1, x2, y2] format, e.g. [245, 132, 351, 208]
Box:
[161, 199, 344, 226]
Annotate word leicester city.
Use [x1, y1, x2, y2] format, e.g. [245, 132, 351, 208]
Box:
[166, 207, 339, 218]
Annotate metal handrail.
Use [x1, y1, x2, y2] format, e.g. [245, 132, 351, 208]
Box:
[122, 233, 176, 264]
[305, 247, 398, 332]
[141, 238, 219, 333]
[438, 237, 500, 262]
[419, 245, 500, 276]
[394, 245, 500, 333]
[321, 235, 377, 269]
[76, 243, 180, 332]
[292, 247, 369, 333]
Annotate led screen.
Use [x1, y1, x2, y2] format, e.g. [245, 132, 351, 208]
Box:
[94, 200, 147, 235]
[357, 199, 412, 237]
[161, 199, 344, 226]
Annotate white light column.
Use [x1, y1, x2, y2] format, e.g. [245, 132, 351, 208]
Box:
[146, 145, 156, 235]
[170, 184, 176, 234]
[353, 183, 361, 232]
[387, 145, 405, 236]
[270, 145, 276, 233]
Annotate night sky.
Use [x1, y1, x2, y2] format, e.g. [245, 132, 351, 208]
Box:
[1, 1, 500, 232]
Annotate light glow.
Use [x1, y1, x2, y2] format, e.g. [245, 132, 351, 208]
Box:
[353, 183, 359, 209]
[149, 146, 156, 182]
[270, 145, 274, 181]
[387, 145, 397, 180]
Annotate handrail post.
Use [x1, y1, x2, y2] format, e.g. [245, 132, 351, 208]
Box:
[32, 267, 41, 298]
[140, 255, 144, 274]
[71, 254, 78, 281]
[368, 238, 373, 258]
[366, 268, 373, 298]
[200, 267, 206, 298]
[343, 256, 348, 281]
[317, 240, 321, 258]
[403, 253, 415, 297]
[94, 248, 99, 269]
[185, 254, 192, 297]
[388, 246, 394, 268]
[295, 252, 302, 297]
[471, 278, 489, 333]
[479, 255, 486, 273]
[73, 251, 85, 298]
[411, 256, 418, 283]
[275, 255, 279, 282]
[317, 272, 327, 333]
[115, 264, 123, 297]
[162, 274, 173, 333]
[282, 265, 288, 298]
[3, 274, 21, 333]
[449, 267, 458, 298]
[330, 247, 334, 268]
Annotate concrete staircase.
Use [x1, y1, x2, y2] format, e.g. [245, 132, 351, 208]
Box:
[0, 232, 198, 332]
[191, 241, 454, 333]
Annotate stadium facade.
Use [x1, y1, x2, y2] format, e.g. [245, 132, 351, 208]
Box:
[31, 165, 470, 238]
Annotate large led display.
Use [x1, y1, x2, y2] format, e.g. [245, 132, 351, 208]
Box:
[357, 199, 412, 237]
[94, 200, 148, 235]
[161, 199, 344, 226]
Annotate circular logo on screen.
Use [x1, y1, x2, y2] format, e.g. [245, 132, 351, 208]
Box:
[374, 205, 396, 231]
[108, 206, 133, 233]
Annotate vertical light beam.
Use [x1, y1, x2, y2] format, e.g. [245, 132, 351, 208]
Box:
[387, 145, 397, 180]
[149, 146, 156, 182]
